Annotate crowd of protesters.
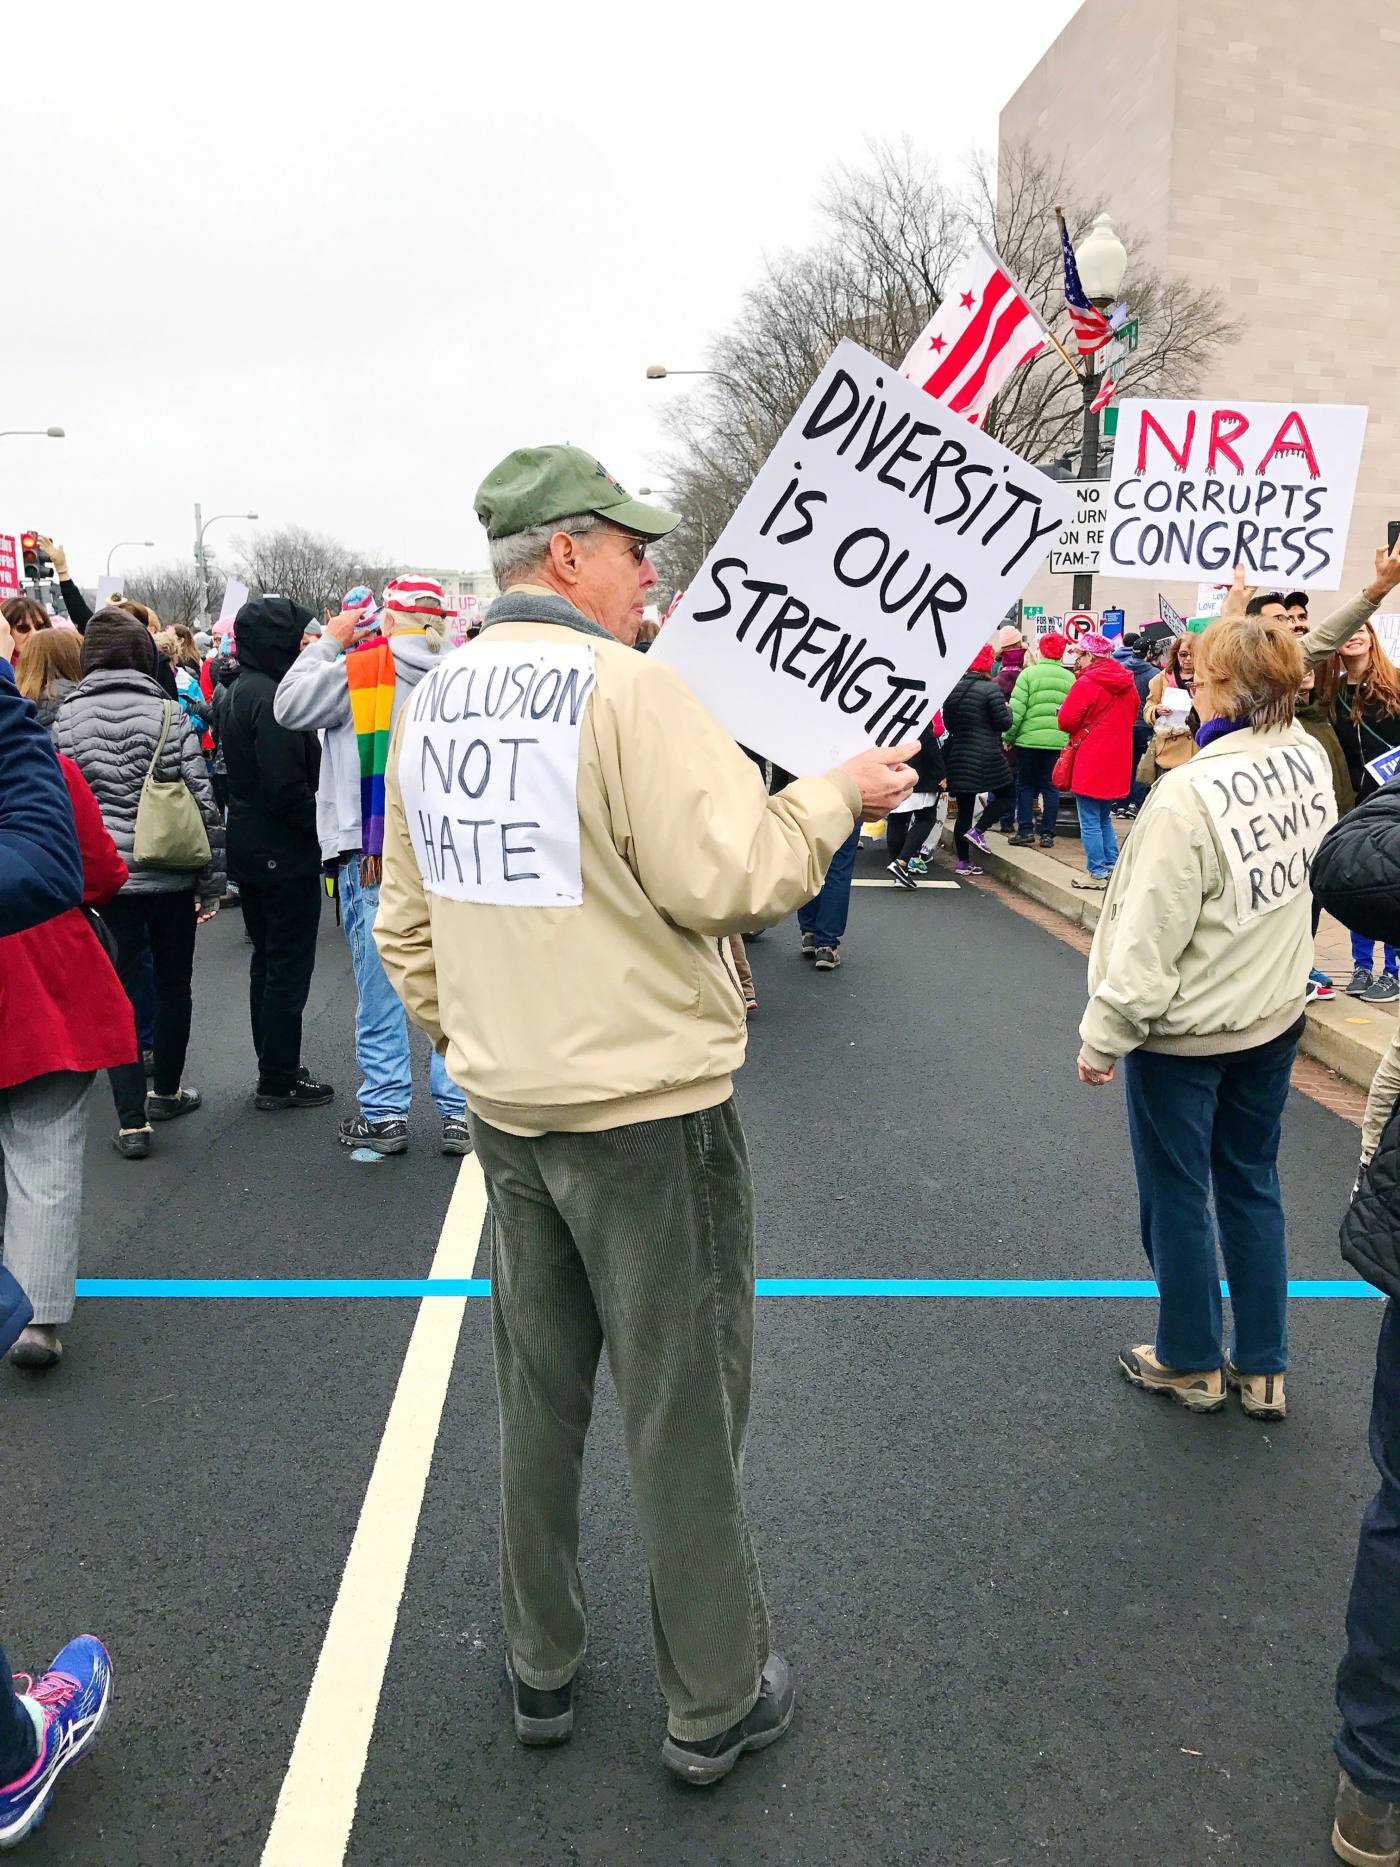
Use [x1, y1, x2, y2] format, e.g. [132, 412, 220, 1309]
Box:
[7, 510, 1400, 1863]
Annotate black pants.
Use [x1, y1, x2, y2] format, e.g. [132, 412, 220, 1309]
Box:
[104, 892, 198, 1126]
[887, 807, 939, 864]
[952, 787, 1013, 861]
[239, 874, 323, 1094]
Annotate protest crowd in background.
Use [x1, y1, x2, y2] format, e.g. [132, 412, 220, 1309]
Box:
[4, 259, 1400, 1864]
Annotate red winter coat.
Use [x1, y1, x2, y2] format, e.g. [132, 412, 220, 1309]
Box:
[1057, 658, 1139, 801]
[0, 756, 136, 1090]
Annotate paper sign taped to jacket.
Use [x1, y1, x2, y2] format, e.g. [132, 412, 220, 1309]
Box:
[1188, 739, 1336, 928]
[398, 639, 596, 907]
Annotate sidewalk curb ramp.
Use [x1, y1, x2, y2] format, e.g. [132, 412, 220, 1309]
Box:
[965, 836, 1389, 1097]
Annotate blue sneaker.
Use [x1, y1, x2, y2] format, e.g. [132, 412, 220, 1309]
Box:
[0, 1637, 112, 1850]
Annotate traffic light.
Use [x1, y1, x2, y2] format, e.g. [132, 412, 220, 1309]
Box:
[20, 534, 38, 581]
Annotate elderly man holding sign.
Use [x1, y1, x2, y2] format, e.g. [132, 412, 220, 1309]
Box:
[374, 445, 915, 1784]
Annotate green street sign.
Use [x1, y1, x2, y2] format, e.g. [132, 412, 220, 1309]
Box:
[1102, 405, 1120, 438]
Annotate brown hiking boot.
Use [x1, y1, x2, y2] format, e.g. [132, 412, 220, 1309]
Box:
[1118, 1344, 1225, 1412]
[1226, 1361, 1287, 1421]
[1333, 1768, 1400, 1865]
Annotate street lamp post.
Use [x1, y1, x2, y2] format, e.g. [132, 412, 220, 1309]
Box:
[1070, 213, 1128, 614]
[639, 486, 709, 562]
[107, 539, 155, 574]
[0, 427, 64, 440]
[194, 503, 258, 623]
[645, 365, 745, 396]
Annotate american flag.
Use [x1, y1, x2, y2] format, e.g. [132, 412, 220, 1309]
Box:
[899, 237, 1048, 427]
[1059, 216, 1114, 355]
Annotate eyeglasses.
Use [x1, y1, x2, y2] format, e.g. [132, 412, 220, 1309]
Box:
[11, 619, 34, 635]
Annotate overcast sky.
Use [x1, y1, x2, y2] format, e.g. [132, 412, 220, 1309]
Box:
[14, 0, 1080, 585]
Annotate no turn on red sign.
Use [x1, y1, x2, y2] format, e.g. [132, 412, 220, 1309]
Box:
[1063, 611, 1097, 642]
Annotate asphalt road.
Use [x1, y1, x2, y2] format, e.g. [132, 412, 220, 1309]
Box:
[3, 852, 1384, 1866]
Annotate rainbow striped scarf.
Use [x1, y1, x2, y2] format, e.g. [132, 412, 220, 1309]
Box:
[345, 636, 399, 883]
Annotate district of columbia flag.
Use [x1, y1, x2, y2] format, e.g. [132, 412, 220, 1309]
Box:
[899, 237, 1049, 428]
[1090, 374, 1116, 415]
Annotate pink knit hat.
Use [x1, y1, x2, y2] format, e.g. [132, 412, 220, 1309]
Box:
[1076, 631, 1114, 658]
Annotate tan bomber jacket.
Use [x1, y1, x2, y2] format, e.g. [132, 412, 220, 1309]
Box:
[374, 589, 860, 1135]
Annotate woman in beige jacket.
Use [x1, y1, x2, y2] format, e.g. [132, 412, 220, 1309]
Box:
[1077, 614, 1338, 1424]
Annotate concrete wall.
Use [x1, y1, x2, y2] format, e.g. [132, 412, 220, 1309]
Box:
[1000, 0, 1400, 630]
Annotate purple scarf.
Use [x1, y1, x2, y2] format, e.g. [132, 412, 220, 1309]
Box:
[1196, 717, 1249, 750]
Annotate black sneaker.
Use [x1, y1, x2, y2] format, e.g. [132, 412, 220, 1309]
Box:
[1007, 833, 1035, 847]
[813, 946, 841, 972]
[800, 931, 816, 961]
[112, 1126, 152, 1160]
[887, 859, 916, 890]
[441, 1116, 472, 1156]
[338, 1113, 409, 1155]
[1346, 968, 1376, 998]
[255, 1068, 336, 1112]
[1039, 834, 1055, 849]
[504, 1653, 574, 1748]
[661, 1655, 795, 1786]
[146, 1088, 202, 1122]
[1333, 1767, 1400, 1865]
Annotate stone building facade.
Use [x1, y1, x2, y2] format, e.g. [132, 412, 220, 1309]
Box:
[1001, 0, 1400, 625]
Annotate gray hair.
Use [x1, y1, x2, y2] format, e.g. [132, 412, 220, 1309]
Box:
[488, 511, 605, 588]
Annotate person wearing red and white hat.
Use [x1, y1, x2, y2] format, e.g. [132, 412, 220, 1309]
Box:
[274, 575, 469, 1156]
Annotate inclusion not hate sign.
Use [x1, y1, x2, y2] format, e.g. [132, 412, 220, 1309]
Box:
[1105, 398, 1368, 591]
[651, 339, 1075, 775]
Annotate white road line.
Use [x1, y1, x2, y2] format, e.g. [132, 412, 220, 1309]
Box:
[851, 877, 959, 889]
[260, 1154, 488, 1867]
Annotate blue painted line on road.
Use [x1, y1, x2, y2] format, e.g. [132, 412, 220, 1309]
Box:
[72, 1276, 1379, 1300]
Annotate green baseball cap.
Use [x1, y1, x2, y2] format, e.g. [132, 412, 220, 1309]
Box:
[474, 444, 681, 542]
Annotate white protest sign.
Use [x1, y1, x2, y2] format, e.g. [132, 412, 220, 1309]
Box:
[1371, 614, 1400, 665]
[1195, 582, 1229, 619]
[93, 575, 124, 610]
[1047, 480, 1107, 575]
[1187, 739, 1337, 927]
[1106, 399, 1368, 591]
[650, 338, 1075, 774]
[217, 579, 248, 626]
[397, 638, 596, 907]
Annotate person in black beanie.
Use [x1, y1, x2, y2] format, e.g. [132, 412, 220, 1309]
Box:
[220, 597, 334, 1110]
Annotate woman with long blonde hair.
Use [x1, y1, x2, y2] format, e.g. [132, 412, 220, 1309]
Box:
[1331, 619, 1400, 1002]
[13, 626, 82, 732]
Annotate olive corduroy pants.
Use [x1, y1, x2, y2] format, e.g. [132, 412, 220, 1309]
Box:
[469, 1098, 770, 1741]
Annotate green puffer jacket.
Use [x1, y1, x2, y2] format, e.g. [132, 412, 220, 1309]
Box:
[1007, 659, 1075, 750]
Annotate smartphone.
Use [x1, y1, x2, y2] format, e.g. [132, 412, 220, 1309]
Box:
[1389, 519, 1400, 555]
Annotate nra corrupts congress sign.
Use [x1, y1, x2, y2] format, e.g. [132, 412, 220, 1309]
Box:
[1105, 398, 1367, 592]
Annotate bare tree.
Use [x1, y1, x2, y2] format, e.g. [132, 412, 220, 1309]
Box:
[122, 560, 219, 629]
[231, 525, 401, 619]
[655, 141, 1240, 587]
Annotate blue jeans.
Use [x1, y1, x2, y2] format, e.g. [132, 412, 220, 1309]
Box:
[1016, 748, 1060, 839]
[797, 825, 860, 951]
[1075, 796, 1118, 876]
[1337, 1301, 1400, 1799]
[0, 1643, 35, 1783]
[340, 861, 465, 1122]
[1122, 1019, 1301, 1373]
[1353, 933, 1400, 978]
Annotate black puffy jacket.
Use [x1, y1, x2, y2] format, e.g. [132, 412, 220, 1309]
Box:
[1313, 782, 1400, 1298]
[941, 672, 1012, 796]
[221, 600, 321, 884]
[1311, 777, 1400, 946]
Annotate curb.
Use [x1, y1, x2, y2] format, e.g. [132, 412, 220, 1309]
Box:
[969, 836, 1386, 1095]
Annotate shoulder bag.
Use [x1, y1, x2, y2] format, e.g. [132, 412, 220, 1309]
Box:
[132, 700, 212, 871]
